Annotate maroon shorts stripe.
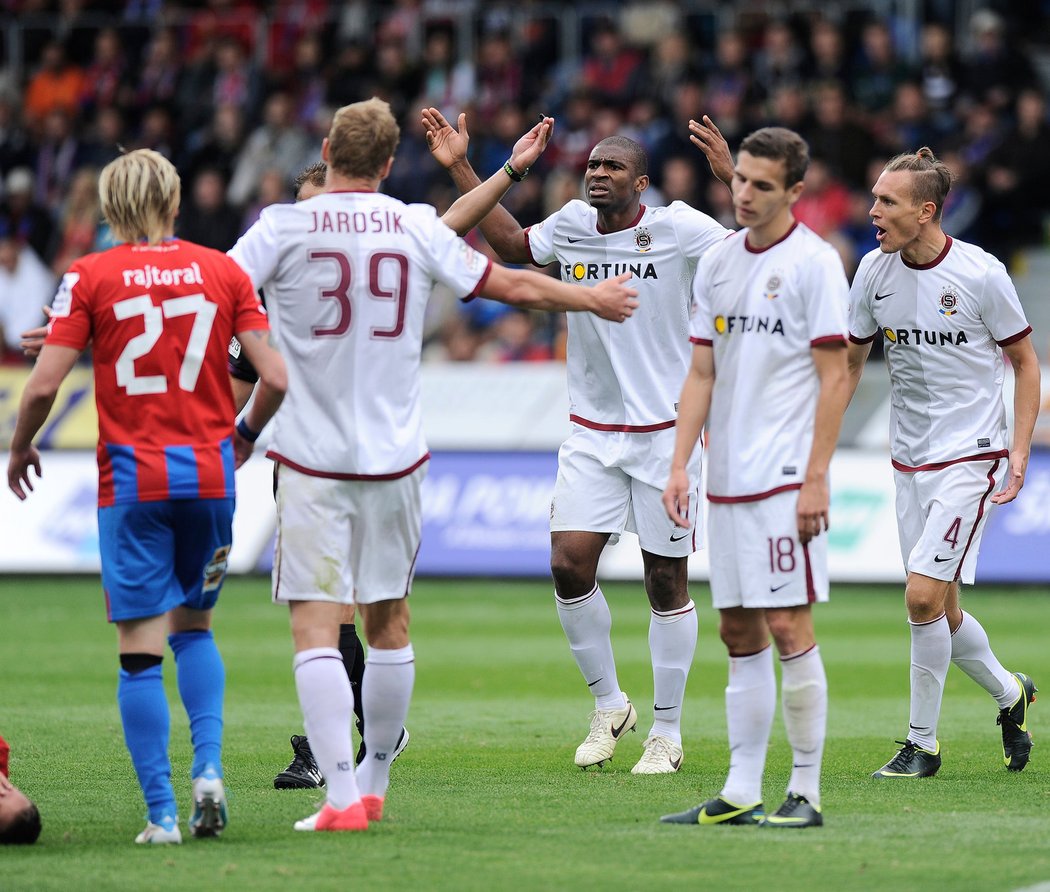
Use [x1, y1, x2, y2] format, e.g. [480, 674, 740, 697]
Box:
[954, 459, 1000, 582]
[802, 541, 816, 603]
[569, 415, 676, 433]
[891, 450, 1009, 473]
[267, 451, 430, 480]
[707, 483, 803, 504]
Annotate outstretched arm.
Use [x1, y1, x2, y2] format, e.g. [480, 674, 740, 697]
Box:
[422, 107, 533, 264]
[688, 116, 735, 189]
[480, 265, 638, 320]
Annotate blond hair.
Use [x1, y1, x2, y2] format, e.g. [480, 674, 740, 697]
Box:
[99, 149, 181, 244]
[883, 147, 954, 221]
[326, 98, 400, 180]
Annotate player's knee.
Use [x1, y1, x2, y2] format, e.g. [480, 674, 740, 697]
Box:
[549, 552, 593, 597]
[644, 561, 688, 610]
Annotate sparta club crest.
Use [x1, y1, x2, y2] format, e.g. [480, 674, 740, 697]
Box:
[938, 285, 959, 316]
[764, 273, 783, 300]
[634, 227, 653, 253]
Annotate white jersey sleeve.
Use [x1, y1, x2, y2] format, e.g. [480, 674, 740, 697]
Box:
[803, 246, 850, 344]
[524, 203, 572, 267]
[669, 201, 730, 264]
[228, 207, 281, 291]
[847, 252, 879, 342]
[979, 258, 1032, 345]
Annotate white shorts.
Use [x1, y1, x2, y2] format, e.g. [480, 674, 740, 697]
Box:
[272, 462, 426, 605]
[708, 490, 829, 610]
[549, 425, 702, 558]
[894, 457, 1006, 585]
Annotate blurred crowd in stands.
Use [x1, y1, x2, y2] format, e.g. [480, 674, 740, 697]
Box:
[1, 0, 1049, 363]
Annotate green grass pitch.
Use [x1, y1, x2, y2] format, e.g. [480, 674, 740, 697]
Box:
[1, 576, 1048, 891]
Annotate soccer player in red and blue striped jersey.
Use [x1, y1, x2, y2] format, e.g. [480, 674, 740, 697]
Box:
[7, 149, 287, 844]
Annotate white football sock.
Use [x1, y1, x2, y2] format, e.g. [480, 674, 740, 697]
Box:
[556, 584, 626, 710]
[908, 614, 951, 751]
[721, 646, 775, 805]
[293, 647, 359, 810]
[780, 645, 827, 807]
[950, 611, 1018, 707]
[356, 644, 414, 798]
[648, 600, 697, 744]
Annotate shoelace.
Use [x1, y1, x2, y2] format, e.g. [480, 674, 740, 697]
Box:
[884, 740, 919, 771]
[774, 795, 804, 816]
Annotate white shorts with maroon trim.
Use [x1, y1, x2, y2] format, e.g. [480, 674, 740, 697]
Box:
[550, 425, 702, 558]
[894, 457, 1005, 585]
[272, 462, 426, 606]
[708, 490, 828, 609]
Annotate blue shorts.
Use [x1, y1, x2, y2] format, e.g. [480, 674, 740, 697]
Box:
[98, 499, 235, 622]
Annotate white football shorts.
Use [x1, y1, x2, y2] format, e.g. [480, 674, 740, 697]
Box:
[272, 462, 426, 605]
[708, 489, 829, 609]
[894, 456, 1006, 585]
[550, 425, 702, 558]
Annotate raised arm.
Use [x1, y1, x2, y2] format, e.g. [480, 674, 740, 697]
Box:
[437, 112, 554, 237]
[796, 343, 851, 543]
[992, 334, 1041, 504]
[663, 342, 715, 527]
[422, 107, 533, 264]
[688, 116, 735, 189]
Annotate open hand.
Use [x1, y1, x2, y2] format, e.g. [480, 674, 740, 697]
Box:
[591, 271, 639, 323]
[509, 116, 555, 173]
[422, 107, 469, 168]
[689, 116, 734, 188]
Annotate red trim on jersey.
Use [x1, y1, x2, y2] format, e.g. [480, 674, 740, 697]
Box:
[568, 414, 676, 433]
[954, 459, 1000, 583]
[811, 335, 847, 347]
[849, 332, 877, 345]
[903, 235, 952, 270]
[461, 259, 493, 303]
[802, 542, 816, 603]
[403, 541, 421, 597]
[997, 325, 1032, 347]
[690, 337, 713, 346]
[707, 482, 803, 504]
[267, 451, 430, 480]
[780, 643, 817, 662]
[891, 450, 1008, 473]
[744, 221, 798, 254]
[522, 227, 545, 268]
[597, 205, 645, 234]
[653, 602, 697, 618]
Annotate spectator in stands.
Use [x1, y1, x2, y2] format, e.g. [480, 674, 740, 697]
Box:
[804, 20, 849, 84]
[228, 92, 312, 208]
[473, 30, 523, 125]
[752, 19, 806, 96]
[963, 9, 1037, 113]
[49, 166, 101, 276]
[176, 167, 243, 252]
[580, 19, 643, 110]
[918, 22, 963, 132]
[0, 90, 33, 176]
[130, 28, 182, 114]
[792, 158, 851, 238]
[643, 32, 703, 111]
[419, 26, 475, 122]
[807, 81, 875, 189]
[22, 41, 84, 130]
[850, 20, 913, 120]
[0, 235, 53, 360]
[83, 105, 126, 170]
[79, 26, 125, 117]
[372, 37, 423, 122]
[179, 102, 245, 186]
[0, 167, 53, 262]
[33, 108, 85, 208]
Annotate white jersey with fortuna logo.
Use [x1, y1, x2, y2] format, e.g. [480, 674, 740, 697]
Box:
[525, 199, 728, 431]
[229, 190, 491, 477]
[690, 223, 849, 501]
[848, 236, 1031, 471]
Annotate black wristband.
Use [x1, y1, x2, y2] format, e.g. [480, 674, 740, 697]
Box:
[503, 160, 528, 182]
[236, 418, 260, 442]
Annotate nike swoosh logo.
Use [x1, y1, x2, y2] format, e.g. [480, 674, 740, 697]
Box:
[586, 677, 605, 688]
[770, 582, 791, 592]
[874, 292, 895, 301]
[653, 705, 675, 712]
[698, 804, 760, 825]
[712, 279, 732, 288]
[567, 236, 588, 243]
[610, 711, 634, 738]
[669, 531, 690, 542]
[933, 555, 953, 563]
[669, 756, 682, 770]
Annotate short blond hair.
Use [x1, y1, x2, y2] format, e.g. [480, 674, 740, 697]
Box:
[326, 98, 400, 180]
[883, 147, 954, 221]
[99, 149, 181, 244]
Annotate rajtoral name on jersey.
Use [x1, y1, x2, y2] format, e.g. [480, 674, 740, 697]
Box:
[121, 261, 205, 290]
[563, 261, 658, 281]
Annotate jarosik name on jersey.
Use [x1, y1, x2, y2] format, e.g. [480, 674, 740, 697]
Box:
[308, 210, 404, 234]
[883, 328, 969, 346]
[564, 261, 658, 281]
[122, 261, 204, 289]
